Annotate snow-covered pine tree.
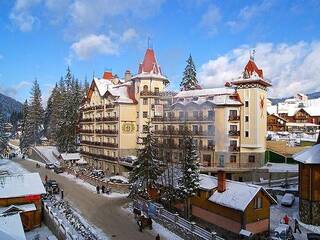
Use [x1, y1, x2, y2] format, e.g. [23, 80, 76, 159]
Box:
[129, 123, 161, 199]
[178, 127, 200, 219]
[0, 108, 8, 154]
[20, 100, 30, 151]
[180, 55, 200, 91]
[28, 79, 44, 145]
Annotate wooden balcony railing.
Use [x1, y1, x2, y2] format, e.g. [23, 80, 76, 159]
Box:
[95, 129, 118, 134]
[79, 129, 94, 133]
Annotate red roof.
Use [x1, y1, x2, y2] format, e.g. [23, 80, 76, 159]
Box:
[138, 48, 162, 75]
[244, 59, 263, 79]
[102, 71, 113, 80]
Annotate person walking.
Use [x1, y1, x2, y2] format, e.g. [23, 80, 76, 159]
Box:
[61, 189, 64, 200]
[294, 218, 301, 234]
[155, 234, 160, 240]
[45, 175, 48, 183]
[96, 185, 100, 194]
[101, 185, 105, 194]
[283, 214, 289, 225]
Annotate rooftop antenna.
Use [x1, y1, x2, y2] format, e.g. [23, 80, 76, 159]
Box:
[147, 36, 153, 49]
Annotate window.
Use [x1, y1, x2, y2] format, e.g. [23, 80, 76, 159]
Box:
[192, 125, 199, 133]
[143, 98, 148, 105]
[230, 125, 237, 131]
[155, 125, 158, 131]
[254, 196, 262, 209]
[154, 87, 159, 94]
[219, 155, 225, 167]
[245, 116, 249, 122]
[249, 155, 255, 163]
[143, 125, 148, 132]
[137, 112, 139, 118]
[208, 110, 214, 120]
[245, 101, 249, 107]
[245, 131, 249, 137]
[203, 154, 211, 167]
[136, 125, 139, 132]
[155, 98, 160, 104]
[229, 110, 237, 117]
[143, 85, 148, 92]
[230, 155, 237, 163]
[179, 111, 184, 120]
[143, 111, 148, 118]
[193, 111, 198, 119]
[208, 139, 214, 148]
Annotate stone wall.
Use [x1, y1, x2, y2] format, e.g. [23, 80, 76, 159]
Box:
[300, 199, 320, 226]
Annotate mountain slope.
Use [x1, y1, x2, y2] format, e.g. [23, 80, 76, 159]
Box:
[269, 91, 320, 105]
[0, 93, 23, 118]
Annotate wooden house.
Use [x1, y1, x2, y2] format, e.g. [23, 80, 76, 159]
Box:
[267, 114, 287, 132]
[0, 173, 46, 231]
[293, 143, 320, 225]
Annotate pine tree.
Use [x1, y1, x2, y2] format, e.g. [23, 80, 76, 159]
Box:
[28, 79, 44, 145]
[178, 128, 200, 219]
[20, 100, 32, 151]
[180, 55, 199, 91]
[0, 108, 8, 154]
[129, 124, 161, 199]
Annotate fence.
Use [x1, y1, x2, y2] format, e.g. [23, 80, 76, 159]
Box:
[134, 199, 224, 240]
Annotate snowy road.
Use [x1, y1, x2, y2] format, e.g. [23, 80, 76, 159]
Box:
[11, 157, 166, 240]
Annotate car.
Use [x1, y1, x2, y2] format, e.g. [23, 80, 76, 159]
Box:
[109, 176, 129, 184]
[45, 180, 60, 194]
[91, 170, 104, 178]
[270, 224, 294, 240]
[281, 193, 295, 207]
[45, 163, 55, 169]
[54, 165, 64, 174]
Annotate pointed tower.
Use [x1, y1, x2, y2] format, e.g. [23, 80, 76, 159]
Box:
[231, 57, 272, 167]
[132, 48, 169, 143]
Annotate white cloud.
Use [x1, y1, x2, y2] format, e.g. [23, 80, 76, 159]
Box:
[0, 54, 3, 60]
[121, 28, 138, 43]
[227, 0, 274, 32]
[0, 81, 32, 98]
[10, 0, 41, 32]
[71, 34, 119, 59]
[200, 4, 221, 35]
[199, 41, 320, 98]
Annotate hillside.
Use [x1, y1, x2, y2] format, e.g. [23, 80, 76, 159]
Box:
[0, 93, 23, 118]
[269, 91, 320, 105]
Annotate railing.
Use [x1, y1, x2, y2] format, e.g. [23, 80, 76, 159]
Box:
[154, 130, 212, 136]
[199, 145, 214, 151]
[228, 130, 240, 136]
[80, 141, 118, 148]
[79, 129, 94, 133]
[80, 150, 117, 161]
[134, 199, 223, 240]
[80, 118, 94, 122]
[228, 146, 240, 152]
[95, 129, 118, 134]
[140, 91, 161, 96]
[151, 116, 214, 122]
[228, 115, 240, 121]
[105, 104, 115, 109]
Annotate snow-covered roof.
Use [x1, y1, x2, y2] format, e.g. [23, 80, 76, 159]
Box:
[0, 173, 46, 199]
[199, 174, 217, 191]
[60, 153, 80, 161]
[304, 106, 320, 116]
[0, 213, 26, 240]
[267, 105, 277, 115]
[293, 144, 320, 164]
[175, 88, 235, 98]
[172, 95, 241, 108]
[0, 203, 36, 214]
[286, 122, 319, 127]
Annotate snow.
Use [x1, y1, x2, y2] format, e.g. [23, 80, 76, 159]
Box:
[293, 144, 320, 164]
[175, 87, 235, 98]
[34, 146, 59, 164]
[60, 152, 80, 161]
[109, 175, 129, 183]
[0, 213, 26, 240]
[0, 203, 36, 214]
[0, 172, 46, 198]
[0, 158, 29, 175]
[60, 172, 129, 198]
[199, 174, 217, 191]
[25, 224, 57, 240]
[260, 163, 298, 173]
[208, 181, 263, 212]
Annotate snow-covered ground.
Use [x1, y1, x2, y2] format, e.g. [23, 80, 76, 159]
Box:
[260, 162, 298, 173]
[60, 172, 129, 198]
[270, 195, 309, 239]
[0, 158, 28, 175]
[122, 205, 183, 240]
[25, 224, 57, 240]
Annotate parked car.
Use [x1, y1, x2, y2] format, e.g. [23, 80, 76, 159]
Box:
[270, 224, 294, 240]
[91, 170, 104, 178]
[54, 165, 64, 174]
[109, 176, 129, 184]
[281, 193, 295, 207]
[45, 163, 55, 169]
[45, 180, 60, 194]
[307, 233, 320, 240]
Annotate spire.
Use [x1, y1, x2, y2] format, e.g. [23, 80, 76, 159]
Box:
[138, 48, 162, 75]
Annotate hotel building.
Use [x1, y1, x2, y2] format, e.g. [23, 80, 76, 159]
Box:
[79, 49, 271, 179]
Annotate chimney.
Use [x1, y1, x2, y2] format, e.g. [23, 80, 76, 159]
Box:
[103, 71, 113, 80]
[217, 170, 226, 193]
[125, 70, 131, 82]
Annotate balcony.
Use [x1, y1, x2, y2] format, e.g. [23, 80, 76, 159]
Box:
[229, 115, 240, 121]
[80, 140, 118, 148]
[79, 129, 94, 133]
[105, 104, 115, 109]
[151, 116, 214, 122]
[140, 91, 161, 97]
[95, 116, 119, 122]
[80, 150, 117, 161]
[228, 146, 240, 152]
[95, 129, 118, 134]
[229, 130, 240, 136]
[199, 145, 214, 151]
[80, 118, 94, 123]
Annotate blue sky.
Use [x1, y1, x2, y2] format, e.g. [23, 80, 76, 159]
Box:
[0, 0, 320, 103]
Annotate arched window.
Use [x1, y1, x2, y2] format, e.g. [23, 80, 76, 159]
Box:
[143, 85, 148, 92]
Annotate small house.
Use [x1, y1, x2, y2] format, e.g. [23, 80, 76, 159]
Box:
[0, 173, 46, 230]
[293, 143, 320, 225]
[60, 153, 81, 167]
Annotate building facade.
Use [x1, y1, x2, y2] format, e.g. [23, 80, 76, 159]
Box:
[80, 49, 271, 178]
